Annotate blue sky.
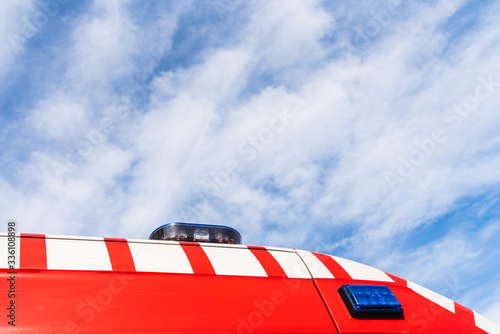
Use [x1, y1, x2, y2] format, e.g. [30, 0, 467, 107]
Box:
[1, 0, 500, 323]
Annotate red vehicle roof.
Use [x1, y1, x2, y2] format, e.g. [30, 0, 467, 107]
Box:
[1, 233, 499, 333]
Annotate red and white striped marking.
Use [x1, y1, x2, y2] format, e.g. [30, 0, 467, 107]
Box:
[297, 250, 335, 278]
[1, 233, 499, 334]
[201, 244, 268, 277]
[46, 237, 112, 271]
[0, 235, 397, 282]
[128, 241, 193, 274]
[298, 250, 393, 282]
[407, 280, 456, 314]
[475, 311, 500, 334]
[1, 234, 311, 279]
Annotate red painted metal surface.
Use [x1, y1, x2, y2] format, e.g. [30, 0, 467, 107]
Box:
[248, 246, 288, 278]
[1, 235, 337, 333]
[179, 241, 216, 275]
[1, 270, 336, 333]
[20, 233, 47, 269]
[103, 238, 136, 272]
[1, 234, 497, 333]
[314, 277, 487, 334]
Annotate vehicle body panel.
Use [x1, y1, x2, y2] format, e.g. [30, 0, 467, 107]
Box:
[1, 233, 499, 334]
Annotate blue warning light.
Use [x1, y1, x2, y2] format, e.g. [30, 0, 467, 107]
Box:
[338, 285, 404, 319]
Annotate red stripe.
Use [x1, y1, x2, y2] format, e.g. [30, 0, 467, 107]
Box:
[20, 233, 47, 270]
[455, 303, 478, 331]
[104, 238, 136, 272]
[180, 242, 215, 275]
[248, 246, 287, 278]
[312, 252, 352, 280]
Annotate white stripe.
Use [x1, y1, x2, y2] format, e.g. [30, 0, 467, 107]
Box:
[268, 250, 311, 278]
[332, 255, 394, 282]
[407, 281, 455, 314]
[474, 312, 500, 334]
[128, 242, 193, 274]
[38, 234, 106, 241]
[296, 250, 335, 279]
[201, 245, 267, 277]
[46, 238, 112, 271]
[0, 235, 20, 270]
[261, 246, 296, 253]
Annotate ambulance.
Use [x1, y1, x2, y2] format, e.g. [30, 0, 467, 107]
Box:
[1, 222, 499, 333]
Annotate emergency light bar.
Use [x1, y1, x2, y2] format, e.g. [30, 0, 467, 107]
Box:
[149, 222, 242, 244]
[338, 285, 404, 319]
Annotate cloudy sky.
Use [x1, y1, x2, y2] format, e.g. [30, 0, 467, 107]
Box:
[1, 0, 500, 323]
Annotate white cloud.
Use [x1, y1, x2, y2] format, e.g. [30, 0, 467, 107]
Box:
[483, 301, 500, 325]
[27, 93, 88, 139]
[1, 0, 500, 321]
[0, 1, 35, 76]
[246, 0, 333, 71]
[100, 0, 500, 254]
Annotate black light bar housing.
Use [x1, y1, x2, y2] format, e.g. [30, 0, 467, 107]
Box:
[149, 222, 242, 244]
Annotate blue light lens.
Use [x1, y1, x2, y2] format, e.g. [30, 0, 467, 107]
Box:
[339, 285, 404, 319]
